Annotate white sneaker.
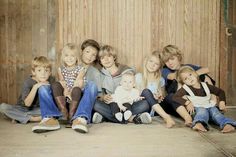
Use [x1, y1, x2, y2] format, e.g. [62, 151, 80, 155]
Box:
[133, 112, 152, 124]
[92, 112, 103, 124]
[124, 110, 132, 120]
[115, 112, 123, 122]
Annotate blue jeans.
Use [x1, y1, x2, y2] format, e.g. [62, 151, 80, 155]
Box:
[93, 99, 150, 123]
[39, 82, 98, 123]
[193, 107, 236, 129]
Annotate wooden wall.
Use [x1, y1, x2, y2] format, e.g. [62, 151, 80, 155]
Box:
[0, 0, 57, 104]
[58, 0, 220, 83]
[0, 0, 221, 104]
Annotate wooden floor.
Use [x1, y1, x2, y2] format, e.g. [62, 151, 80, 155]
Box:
[0, 109, 236, 157]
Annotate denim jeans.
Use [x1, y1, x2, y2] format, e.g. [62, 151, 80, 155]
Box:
[93, 99, 150, 123]
[39, 82, 98, 123]
[193, 107, 236, 129]
[71, 81, 98, 122]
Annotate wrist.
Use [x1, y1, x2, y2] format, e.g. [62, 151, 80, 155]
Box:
[185, 101, 191, 106]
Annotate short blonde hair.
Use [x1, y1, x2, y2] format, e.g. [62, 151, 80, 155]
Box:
[31, 56, 52, 71]
[98, 45, 118, 64]
[61, 43, 79, 66]
[160, 45, 182, 63]
[177, 66, 199, 84]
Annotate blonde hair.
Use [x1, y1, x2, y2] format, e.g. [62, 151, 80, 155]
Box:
[177, 66, 199, 84]
[98, 45, 118, 65]
[160, 45, 182, 64]
[142, 50, 163, 89]
[60, 43, 79, 66]
[31, 56, 51, 71]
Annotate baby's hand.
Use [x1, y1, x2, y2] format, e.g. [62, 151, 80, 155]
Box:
[103, 94, 113, 104]
[133, 96, 144, 102]
[119, 105, 127, 112]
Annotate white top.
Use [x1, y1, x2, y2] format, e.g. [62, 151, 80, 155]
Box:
[112, 86, 140, 105]
[182, 82, 216, 108]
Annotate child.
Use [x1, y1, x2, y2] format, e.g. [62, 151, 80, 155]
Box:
[33, 39, 100, 134]
[173, 66, 236, 133]
[159, 45, 215, 126]
[136, 51, 175, 128]
[111, 72, 142, 122]
[93, 45, 151, 124]
[51, 43, 85, 121]
[0, 56, 55, 124]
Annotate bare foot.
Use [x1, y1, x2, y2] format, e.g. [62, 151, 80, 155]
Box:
[164, 116, 175, 128]
[192, 123, 207, 132]
[184, 121, 192, 127]
[11, 119, 17, 124]
[30, 116, 42, 122]
[221, 124, 235, 133]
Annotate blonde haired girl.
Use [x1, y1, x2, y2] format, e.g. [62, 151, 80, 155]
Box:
[136, 51, 175, 128]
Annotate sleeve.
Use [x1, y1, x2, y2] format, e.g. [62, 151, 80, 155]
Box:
[207, 84, 226, 102]
[160, 77, 165, 88]
[135, 73, 144, 91]
[186, 64, 201, 71]
[161, 68, 171, 83]
[21, 78, 35, 101]
[172, 88, 188, 105]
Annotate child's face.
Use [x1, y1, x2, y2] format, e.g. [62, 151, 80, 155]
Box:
[165, 56, 181, 70]
[145, 55, 161, 73]
[82, 46, 98, 65]
[100, 54, 115, 68]
[32, 66, 51, 82]
[63, 50, 77, 67]
[180, 72, 198, 86]
[120, 75, 135, 90]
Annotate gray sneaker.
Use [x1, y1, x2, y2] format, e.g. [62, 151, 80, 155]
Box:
[32, 118, 60, 133]
[133, 112, 152, 124]
[92, 112, 103, 124]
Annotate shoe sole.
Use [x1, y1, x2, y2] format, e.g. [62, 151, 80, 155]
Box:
[32, 125, 60, 133]
[124, 111, 132, 121]
[140, 113, 152, 124]
[72, 125, 88, 133]
[92, 113, 103, 124]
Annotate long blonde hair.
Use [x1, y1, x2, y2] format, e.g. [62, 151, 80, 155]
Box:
[142, 51, 163, 89]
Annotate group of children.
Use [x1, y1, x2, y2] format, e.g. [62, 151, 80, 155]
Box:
[0, 40, 235, 134]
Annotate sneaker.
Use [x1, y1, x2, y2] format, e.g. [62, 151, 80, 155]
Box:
[32, 118, 60, 133]
[72, 117, 88, 133]
[133, 112, 152, 124]
[115, 112, 123, 122]
[92, 112, 103, 124]
[124, 110, 132, 121]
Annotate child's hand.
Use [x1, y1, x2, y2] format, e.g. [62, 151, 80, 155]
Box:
[154, 92, 164, 102]
[186, 102, 194, 115]
[103, 94, 113, 104]
[60, 80, 67, 88]
[34, 82, 49, 89]
[210, 94, 217, 105]
[133, 96, 144, 102]
[119, 105, 127, 112]
[219, 101, 226, 112]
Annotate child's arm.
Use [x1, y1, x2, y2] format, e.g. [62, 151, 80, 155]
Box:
[74, 67, 87, 89]
[24, 82, 49, 107]
[195, 67, 210, 76]
[207, 84, 226, 111]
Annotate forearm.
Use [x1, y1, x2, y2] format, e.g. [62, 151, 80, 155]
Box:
[196, 67, 209, 75]
[24, 86, 38, 107]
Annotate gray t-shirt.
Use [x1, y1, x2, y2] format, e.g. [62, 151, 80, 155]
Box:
[16, 76, 55, 110]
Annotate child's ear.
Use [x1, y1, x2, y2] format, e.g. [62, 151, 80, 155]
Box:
[31, 70, 35, 76]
